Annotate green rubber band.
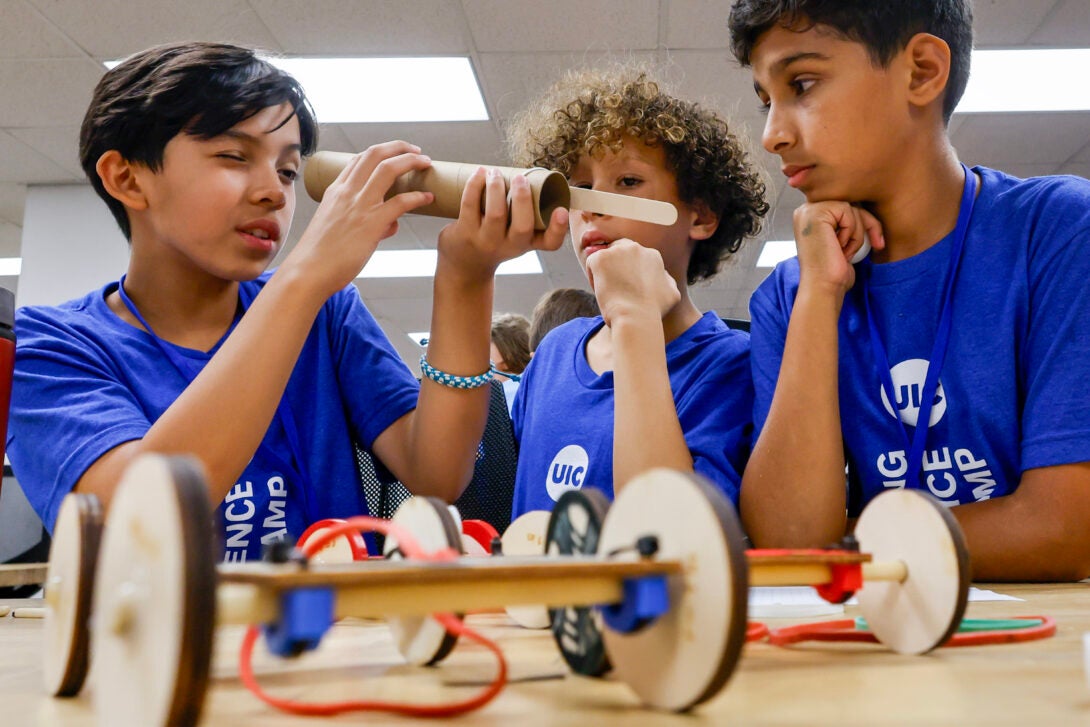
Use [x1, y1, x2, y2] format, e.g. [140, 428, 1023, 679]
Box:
[854, 616, 1044, 633]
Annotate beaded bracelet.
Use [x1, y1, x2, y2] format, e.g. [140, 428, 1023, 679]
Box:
[420, 354, 494, 389]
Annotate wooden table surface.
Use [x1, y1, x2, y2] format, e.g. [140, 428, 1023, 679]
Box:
[2, 583, 1089, 725]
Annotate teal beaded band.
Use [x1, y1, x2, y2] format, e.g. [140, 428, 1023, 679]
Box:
[419, 354, 494, 389]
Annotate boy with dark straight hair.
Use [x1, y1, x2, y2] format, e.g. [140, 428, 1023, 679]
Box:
[8, 41, 567, 561]
[729, 1, 1090, 580]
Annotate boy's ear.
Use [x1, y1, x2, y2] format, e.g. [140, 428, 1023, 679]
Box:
[687, 200, 719, 242]
[95, 150, 149, 212]
[903, 32, 951, 110]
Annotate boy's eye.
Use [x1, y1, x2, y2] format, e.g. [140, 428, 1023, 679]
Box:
[790, 78, 816, 95]
[618, 176, 641, 188]
[216, 152, 245, 162]
[571, 181, 592, 190]
[279, 169, 299, 182]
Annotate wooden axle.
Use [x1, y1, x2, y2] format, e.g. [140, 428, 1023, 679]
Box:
[208, 556, 682, 627]
[0, 563, 48, 588]
[748, 557, 909, 587]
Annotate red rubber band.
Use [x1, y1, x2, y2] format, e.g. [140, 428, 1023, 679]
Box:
[237, 516, 508, 718]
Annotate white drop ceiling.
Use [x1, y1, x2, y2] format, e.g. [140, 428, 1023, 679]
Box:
[1, 0, 1088, 366]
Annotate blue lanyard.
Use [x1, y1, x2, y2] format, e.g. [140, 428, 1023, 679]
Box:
[116, 277, 315, 518]
[859, 164, 978, 490]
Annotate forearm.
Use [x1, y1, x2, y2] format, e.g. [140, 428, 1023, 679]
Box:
[80, 268, 329, 508]
[611, 314, 692, 493]
[398, 262, 493, 500]
[742, 287, 848, 547]
[951, 464, 1090, 582]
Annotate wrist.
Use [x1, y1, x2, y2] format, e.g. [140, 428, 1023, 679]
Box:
[434, 253, 496, 291]
[268, 262, 335, 313]
[795, 278, 849, 315]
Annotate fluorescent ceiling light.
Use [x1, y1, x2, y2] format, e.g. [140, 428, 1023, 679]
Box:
[356, 250, 542, 278]
[755, 241, 796, 268]
[958, 49, 1090, 113]
[104, 56, 488, 123]
[408, 331, 430, 346]
[0, 257, 21, 276]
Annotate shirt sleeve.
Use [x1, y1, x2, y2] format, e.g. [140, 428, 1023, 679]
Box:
[675, 336, 755, 505]
[8, 309, 152, 532]
[328, 285, 420, 449]
[748, 264, 796, 439]
[1020, 187, 1090, 470]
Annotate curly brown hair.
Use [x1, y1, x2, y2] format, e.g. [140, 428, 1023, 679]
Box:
[507, 64, 769, 284]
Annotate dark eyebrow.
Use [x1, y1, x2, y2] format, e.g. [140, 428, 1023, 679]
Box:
[220, 129, 302, 155]
[754, 51, 830, 97]
[772, 51, 829, 74]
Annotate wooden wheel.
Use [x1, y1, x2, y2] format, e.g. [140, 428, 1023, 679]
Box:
[854, 489, 970, 655]
[545, 488, 612, 676]
[383, 497, 464, 666]
[42, 492, 102, 697]
[91, 454, 216, 727]
[599, 469, 748, 711]
[501, 510, 552, 629]
[297, 518, 368, 563]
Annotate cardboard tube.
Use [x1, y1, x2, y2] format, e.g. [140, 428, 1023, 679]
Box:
[304, 151, 570, 231]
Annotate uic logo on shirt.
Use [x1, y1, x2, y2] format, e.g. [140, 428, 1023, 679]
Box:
[879, 358, 947, 427]
[546, 444, 589, 501]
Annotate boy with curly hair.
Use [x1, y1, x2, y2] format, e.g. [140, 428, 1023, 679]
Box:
[506, 65, 768, 517]
[730, 1, 1090, 580]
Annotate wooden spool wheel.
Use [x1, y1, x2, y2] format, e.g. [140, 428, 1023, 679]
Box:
[853, 489, 970, 655]
[91, 454, 217, 727]
[598, 469, 749, 712]
[382, 496, 465, 666]
[42, 492, 103, 697]
[545, 488, 612, 677]
[500, 509, 552, 629]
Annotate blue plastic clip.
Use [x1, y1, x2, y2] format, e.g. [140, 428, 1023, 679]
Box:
[263, 587, 335, 658]
[598, 576, 670, 634]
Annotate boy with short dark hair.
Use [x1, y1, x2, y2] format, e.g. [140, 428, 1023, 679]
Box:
[8, 41, 567, 561]
[729, 1, 1090, 580]
[506, 65, 768, 517]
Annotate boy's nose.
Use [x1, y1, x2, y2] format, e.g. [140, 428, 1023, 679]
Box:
[254, 172, 287, 209]
[761, 107, 794, 155]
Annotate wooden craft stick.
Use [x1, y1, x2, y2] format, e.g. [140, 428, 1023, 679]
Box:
[568, 186, 678, 226]
[12, 607, 45, 619]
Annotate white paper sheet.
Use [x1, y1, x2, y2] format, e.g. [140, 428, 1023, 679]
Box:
[748, 585, 1024, 619]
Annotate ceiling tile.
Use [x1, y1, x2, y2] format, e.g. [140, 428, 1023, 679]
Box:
[0, 0, 83, 58]
[0, 184, 26, 226]
[1058, 162, 1090, 180]
[253, 0, 470, 54]
[28, 0, 282, 57]
[7, 126, 83, 177]
[464, 0, 658, 53]
[0, 131, 75, 183]
[478, 50, 659, 124]
[952, 112, 1090, 166]
[0, 59, 102, 127]
[665, 0, 733, 50]
[972, 0, 1060, 45]
[340, 122, 504, 166]
[0, 220, 21, 256]
[1026, 0, 1090, 45]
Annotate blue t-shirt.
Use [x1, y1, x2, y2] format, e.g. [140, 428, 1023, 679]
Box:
[510, 312, 753, 519]
[750, 167, 1090, 514]
[9, 273, 420, 561]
